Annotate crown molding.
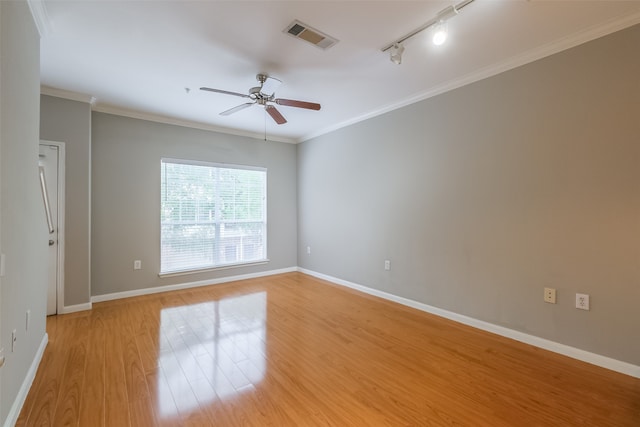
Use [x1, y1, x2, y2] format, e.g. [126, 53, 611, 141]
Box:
[41, 86, 96, 105]
[301, 10, 640, 142]
[27, 0, 53, 37]
[92, 103, 297, 144]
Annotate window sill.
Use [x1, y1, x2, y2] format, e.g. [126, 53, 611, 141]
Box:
[158, 259, 270, 278]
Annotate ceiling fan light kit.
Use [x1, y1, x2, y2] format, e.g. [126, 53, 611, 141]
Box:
[200, 74, 321, 126]
[382, 0, 474, 64]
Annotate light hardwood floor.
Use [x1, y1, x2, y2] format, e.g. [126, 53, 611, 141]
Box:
[17, 272, 640, 426]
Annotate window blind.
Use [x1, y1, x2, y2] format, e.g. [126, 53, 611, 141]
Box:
[160, 159, 267, 274]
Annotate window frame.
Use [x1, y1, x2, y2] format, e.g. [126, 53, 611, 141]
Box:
[159, 158, 268, 277]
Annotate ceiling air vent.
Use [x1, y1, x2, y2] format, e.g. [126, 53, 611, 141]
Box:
[284, 20, 338, 50]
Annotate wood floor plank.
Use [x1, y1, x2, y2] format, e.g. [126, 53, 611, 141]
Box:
[78, 310, 106, 427]
[18, 272, 640, 426]
[146, 370, 183, 427]
[129, 397, 159, 427]
[51, 335, 88, 427]
[103, 314, 132, 427]
[20, 315, 85, 426]
[122, 331, 151, 401]
[136, 330, 161, 375]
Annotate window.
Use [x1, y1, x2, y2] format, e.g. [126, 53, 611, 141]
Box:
[160, 159, 267, 274]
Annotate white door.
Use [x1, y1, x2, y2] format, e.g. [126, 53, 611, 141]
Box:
[39, 144, 60, 315]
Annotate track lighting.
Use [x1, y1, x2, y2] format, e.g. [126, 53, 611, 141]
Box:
[382, 0, 474, 64]
[390, 43, 405, 65]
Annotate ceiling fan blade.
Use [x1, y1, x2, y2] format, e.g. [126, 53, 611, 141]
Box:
[275, 98, 321, 111]
[265, 105, 287, 125]
[260, 76, 282, 96]
[220, 103, 254, 116]
[200, 87, 250, 98]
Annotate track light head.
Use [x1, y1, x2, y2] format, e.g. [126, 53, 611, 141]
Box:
[432, 5, 457, 46]
[437, 5, 459, 21]
[390, 43, 405, 65]
[432, 20, 448, 46]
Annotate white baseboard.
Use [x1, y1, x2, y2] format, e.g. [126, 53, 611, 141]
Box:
[91, 266, 298, 303]
[60, 302, 92, 314]
[298, 268, 640, 379]
[4, 333, 48, 427]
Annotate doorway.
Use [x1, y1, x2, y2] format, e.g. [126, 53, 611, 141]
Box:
[39, 142, 65, 315]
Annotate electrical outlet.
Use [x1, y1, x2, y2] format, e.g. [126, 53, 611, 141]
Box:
[384, 260, 391, 271]
[134, 260, 142, 270]
[26, 310, 31, 331]
[306, 246, 311, 255]
[11, 330, 17, 352]
[544, 287, 556, 304]
[576, 293, 590, 310]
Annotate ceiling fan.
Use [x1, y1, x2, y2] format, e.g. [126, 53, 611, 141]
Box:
[200, 74, 321, 125]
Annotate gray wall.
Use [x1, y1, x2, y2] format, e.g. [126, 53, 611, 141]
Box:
[298, 25, 640, 365]
[91, 113, 297, 297]
[40, 95, 92, 307]
[0, 1, 48, 424]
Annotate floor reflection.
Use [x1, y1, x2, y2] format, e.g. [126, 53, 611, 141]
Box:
[157, 292, 266, 417]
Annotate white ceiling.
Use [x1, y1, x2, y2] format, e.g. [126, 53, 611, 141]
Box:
[37, 1, 640, 143]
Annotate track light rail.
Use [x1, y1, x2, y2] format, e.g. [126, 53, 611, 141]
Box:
[381, 0, 475, 52]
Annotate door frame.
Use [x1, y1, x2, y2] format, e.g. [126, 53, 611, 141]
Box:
[40, 140, 65, 315]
